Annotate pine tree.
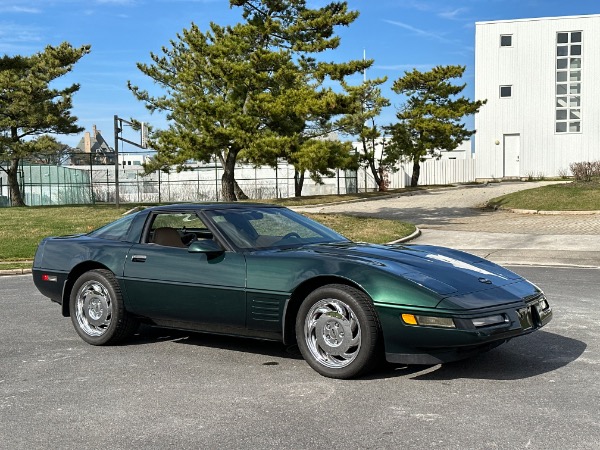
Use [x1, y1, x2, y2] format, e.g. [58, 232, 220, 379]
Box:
[28, 135, 72, 165]
[389, 65, 486, 187]
[0, 43, 90, 206]
[337, 77, 391, 191]
[129, 0, 367, 200]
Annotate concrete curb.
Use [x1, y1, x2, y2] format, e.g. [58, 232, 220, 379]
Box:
[0, 268, 32, 276]
[0, 260, 33, 277]
[507, 208, 600, 215]
[497, 261, 600, 269]
[387, 227, 422, 245]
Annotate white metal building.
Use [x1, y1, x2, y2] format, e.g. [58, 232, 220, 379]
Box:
[474, 14, 600, 180]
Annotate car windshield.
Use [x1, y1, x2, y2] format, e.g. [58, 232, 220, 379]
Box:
[206, 207, 349, 250]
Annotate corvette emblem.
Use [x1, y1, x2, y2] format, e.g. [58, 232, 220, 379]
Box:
[478, 277, 492, 284]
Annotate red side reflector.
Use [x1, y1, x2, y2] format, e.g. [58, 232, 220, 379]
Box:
[42, 274, 49, 281]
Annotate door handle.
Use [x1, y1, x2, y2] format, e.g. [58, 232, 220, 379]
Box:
[131, 255, 147, 263]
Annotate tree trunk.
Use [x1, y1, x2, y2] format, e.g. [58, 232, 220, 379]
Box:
[410, 159, 421, 187]
[368, 160, 383, 192]
[234, 180, 249, 200]
[362, 138, 383, 191]
[221, 152, 237, 201]
[8, 157, 26, 206]
[377, 166, 387, 192]
[294, 170, 305, 197]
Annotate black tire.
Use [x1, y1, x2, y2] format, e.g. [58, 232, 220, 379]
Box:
[295, 284, 382, 379]
[69, 269, 138, 345]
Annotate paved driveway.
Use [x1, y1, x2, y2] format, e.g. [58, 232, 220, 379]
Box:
[296, 182, 600, 267]
[2, 266, 599, 450]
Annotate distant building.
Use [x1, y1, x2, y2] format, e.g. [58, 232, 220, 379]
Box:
[72, 125, 115, 165]
[118, 152, 152, 169]
[431, 139, 471, 160]
[474, 14, 600, 180]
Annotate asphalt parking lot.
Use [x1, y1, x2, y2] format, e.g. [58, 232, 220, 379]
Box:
[1, 266, 598, 450]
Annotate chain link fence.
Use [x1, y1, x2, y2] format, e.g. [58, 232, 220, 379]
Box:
[1, 152, 359, 206]
[0, 163, 93, 206]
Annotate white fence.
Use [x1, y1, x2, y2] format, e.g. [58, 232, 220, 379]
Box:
[1, 157, 476, 206]
[359, 158, 476, 190]
[75, 161, 357, 204]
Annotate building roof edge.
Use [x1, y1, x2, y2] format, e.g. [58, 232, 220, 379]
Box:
[476, 13, 600, 26]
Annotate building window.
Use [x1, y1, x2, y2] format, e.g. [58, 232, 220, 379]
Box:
[500, 34, 512, 47]
[500, 85, 512, 98]
[556, 31, 582, 133]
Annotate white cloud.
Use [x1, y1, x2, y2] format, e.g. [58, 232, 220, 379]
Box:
[0, 22, 42, 43]
[0, 6, 41, 13]
[156, 0, 223, 2]
[384, 20, 455, 44]
[439, 7, 469, 20]
[95, 0, 138, 4]
[397, 0, 437, 13]
[396, 1, 472, 22]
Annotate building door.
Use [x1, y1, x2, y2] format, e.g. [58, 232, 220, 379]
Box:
[503, 134, 520, 178]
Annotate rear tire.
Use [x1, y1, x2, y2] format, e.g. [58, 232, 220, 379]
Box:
[295, 284, 381, 379]
[69, 269, 138, 345]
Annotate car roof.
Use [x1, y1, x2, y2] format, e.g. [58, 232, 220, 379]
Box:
[144, 203, 283, 212]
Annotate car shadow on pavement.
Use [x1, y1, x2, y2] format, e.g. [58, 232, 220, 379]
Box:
[127, 327, 584, 381]
[129, 324, 304, 360]
[401, 330, 586, 381]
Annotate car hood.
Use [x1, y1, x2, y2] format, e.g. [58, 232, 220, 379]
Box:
[284, 242, 523, 297]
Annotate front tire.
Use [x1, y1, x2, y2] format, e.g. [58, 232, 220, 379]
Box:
[295, 284, 382, 379]
[69, 269, 138, 345]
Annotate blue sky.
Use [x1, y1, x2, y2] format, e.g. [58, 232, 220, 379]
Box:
[1, 0, 598, 149]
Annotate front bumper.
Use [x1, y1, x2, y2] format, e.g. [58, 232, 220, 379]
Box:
[377, 295, 552, 365]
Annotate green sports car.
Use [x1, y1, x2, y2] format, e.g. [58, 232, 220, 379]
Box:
[33, 204, 552, 379]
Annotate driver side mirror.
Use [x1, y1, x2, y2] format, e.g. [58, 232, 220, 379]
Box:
[188, 240, 224, 254]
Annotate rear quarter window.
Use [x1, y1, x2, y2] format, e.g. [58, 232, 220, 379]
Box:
[88, 213, 137, 241]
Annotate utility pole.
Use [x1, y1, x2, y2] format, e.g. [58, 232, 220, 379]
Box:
[113, 115, 148, 207]
[113, 115, 120, 207]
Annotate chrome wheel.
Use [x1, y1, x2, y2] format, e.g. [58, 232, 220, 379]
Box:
[304, 298, 361, 369]
[75, 280, 113, 337]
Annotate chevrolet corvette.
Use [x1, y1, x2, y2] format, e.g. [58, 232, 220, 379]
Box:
[33, 204, 552, 378]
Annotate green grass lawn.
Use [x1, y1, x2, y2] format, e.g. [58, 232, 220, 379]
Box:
[304, 213, 415, 244]
[0, 205, 131, 261]
[0, 204, 415, 269]
[487, 181, 600, 211]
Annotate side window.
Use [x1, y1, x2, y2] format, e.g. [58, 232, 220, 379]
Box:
[146, 212, 213, 247]
[88, 213, 137, 241]
[500, 34, 512, 47]
[500, 85, 512, 98]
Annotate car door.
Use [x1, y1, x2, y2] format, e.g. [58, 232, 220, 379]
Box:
[122, 210, 247, 329]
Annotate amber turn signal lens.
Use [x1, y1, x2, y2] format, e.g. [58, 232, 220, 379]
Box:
[401, 314, 418, 325]
[401, 313, 455, 328]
